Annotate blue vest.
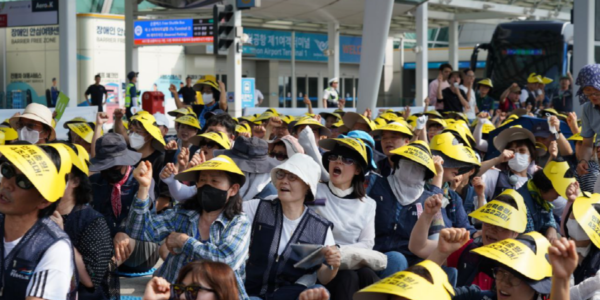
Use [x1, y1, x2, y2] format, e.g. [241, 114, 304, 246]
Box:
[518, 184, 556, 234]
[245, 200, 332, 298]
[0, 216, 77, 300]
[368, 177, 449, 265]
[460, 185, 477, 216]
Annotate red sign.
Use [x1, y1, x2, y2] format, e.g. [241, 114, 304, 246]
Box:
[0, 15, 7, 28]
[134, 36, 213, 45]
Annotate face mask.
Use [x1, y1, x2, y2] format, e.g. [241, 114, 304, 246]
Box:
[389, 159, 426, 206]
[203, 93, 214, 104]
[197, 184, 229, 213]
[566, 218, 590, 241]
[129, 133, 146, 150]
[19, 127, 40, 144]
[508, 153, 529, 172]
[101, 168, 125, 184]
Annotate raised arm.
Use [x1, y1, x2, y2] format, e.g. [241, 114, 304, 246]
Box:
[91, 112, 108, 158]
[408, 194, 443, 259]
[169, 84, 186, 109]
[218, 81, 228, 111]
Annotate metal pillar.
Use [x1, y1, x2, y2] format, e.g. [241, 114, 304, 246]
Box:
[449, 21, 459, 70]
[326, 22, 340, 108]
[0, 29, 6, 99]
[59, 0, 77, 106]
[291, 31, 297, 108]
[398, 36, 405, 101]
[125, 0, 138, 87]
[415, 2, 428, 107]
[381, 36, 395, 106]
[226, 0, 242, 117]
[356, 0, 394, 114]
[572, 0, 595, 115]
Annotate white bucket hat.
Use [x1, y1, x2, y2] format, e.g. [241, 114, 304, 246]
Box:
[10, 103, 56, 141]
[270, 153, 320, 200]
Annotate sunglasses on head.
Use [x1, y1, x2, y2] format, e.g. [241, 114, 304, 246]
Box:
[1, 163, 34, 190]
[269, 151, 288, 161]
[171, 284, 215, 300]
[327, 154, 355, 165]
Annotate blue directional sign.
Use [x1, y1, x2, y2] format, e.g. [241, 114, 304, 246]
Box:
[133, 18, 213, 45]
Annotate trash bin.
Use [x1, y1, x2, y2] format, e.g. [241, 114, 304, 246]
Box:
[141, 91, 165, 115]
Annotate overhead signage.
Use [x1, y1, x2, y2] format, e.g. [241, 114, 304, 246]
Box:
[242, 28, 362, 64]
[0, 0, 58, 28]
[133, 18, 213, 45]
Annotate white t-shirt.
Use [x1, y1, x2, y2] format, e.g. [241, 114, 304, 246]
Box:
[459, 85, 477, 119]
[4, 238, 74, 300]
[313, 183, 376, 249]
[519, 88, 539, 104]
[255, 89, 264, 105]
[243, 200, 336, 255]
[482, 168, 528, 200]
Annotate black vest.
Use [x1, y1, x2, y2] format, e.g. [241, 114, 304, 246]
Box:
[0, 216, 77, 300]
[245, 200, 332, 298]
[492, 169, 530, 200]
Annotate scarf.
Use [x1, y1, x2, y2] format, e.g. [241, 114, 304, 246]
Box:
[111, 166, 131, 217]
[527, 180, 554, 212]
[388, 160, 426, 206]
[328, 181, 354, 198]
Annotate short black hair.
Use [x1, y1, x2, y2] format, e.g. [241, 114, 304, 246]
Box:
[506, 139, 537, 162]
[181, 172, 244, 220]
[462, 68, 474, 75]
[532, 169, 553, 194]
[449, 71, 461, 80]
[204, 113, 236, 137]
[94, 74, 101, 79]
[439, 63, 453, 71]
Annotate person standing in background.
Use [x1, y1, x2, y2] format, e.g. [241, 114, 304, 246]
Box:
[459, 68, 478, 119]
[255, 89, 264, 106]
[323, 78, 344, 108]
[178, 76, 197, 105]
[551, 73, 574, 112]
[50, 77, 59, 107]
[84, 74, 108, 112]
[428, 63, 452, 112]
[125, 71, 139, 120]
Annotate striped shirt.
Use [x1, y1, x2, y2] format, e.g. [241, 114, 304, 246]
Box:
[575, 161, 600, 193]
[126, 195, 251, 300]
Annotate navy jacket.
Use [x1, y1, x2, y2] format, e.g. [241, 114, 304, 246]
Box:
[518, 184, 557, 235]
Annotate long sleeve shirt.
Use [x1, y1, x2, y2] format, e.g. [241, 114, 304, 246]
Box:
[126, 194, 251, 299]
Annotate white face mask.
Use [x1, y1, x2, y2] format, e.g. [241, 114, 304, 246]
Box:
[389, 159, 426, 206]
[566, 218, 590, 241]
[19, 127, 40, 144]
[203, 93, 214, 104]
[128, 133, 146, 150]
[508, 153, 530, 172]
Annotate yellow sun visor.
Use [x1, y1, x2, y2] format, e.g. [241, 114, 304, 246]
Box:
[572, 193, 600, 249]
[319, 137, 369, 167]
[543, 160, 578, 200]
[469, 189, 527, 233]
[390, 140, 436, 176]
[67, 122, 94, 144]
[175, 155, 245, 184]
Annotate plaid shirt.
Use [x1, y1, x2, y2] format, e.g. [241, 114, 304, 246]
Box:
[126, 195, 251, 299]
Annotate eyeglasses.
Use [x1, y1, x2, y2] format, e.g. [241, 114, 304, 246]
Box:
[17, 121, 43, 132]
[583, 92, 600, 99]
[275, 170, 298, 182]
[200, 142, 219, 149]
[171, 284, 215, 300]
[1, 163, 34, 190]
[327, 154, 355, 165]
[269, 151, 288, 161]
[492, 268, 523, 287]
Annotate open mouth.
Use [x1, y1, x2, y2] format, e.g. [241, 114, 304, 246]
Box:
[0, 193, 10, 204]
[332, 166, 342, 176]
[485, 234, 498, 244]
[498, 290, 511, 298]
[280, 187, 290, 192]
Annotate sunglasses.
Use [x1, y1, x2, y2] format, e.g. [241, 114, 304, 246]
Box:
[269, 151, 288, 161]
[275, 169, 298, 182]
[1, 163, 34, 190]
[200, 142, 219, 149]
[327, 154, 355, 165]
[171, 284, 215, 300]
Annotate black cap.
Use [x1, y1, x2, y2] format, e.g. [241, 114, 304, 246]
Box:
[127, 71, 138, 81]
[89, 133, 142, 172]
[533, 122, 552, 139]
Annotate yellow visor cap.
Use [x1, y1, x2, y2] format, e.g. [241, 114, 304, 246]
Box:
[572, 193, 600, 249]
[430, 132, 480, 166]
[175, 115, 201, 130]
[0, 127, 18, 142]
[67, 123, 94, 144]
[134, 117, 166, 150]
[543, 160, 578, 200]
[469, 189, 527, 233]
[0, 145, 71, 202]
[319, 137, 368, 167]
[471, 231, 552, 281]
[175, 155, 245, 184]
[354, 260, 454, 300]
[190, 131, 231, 150]
[390, 141, 436, 176]
[372, 122, 414, 138]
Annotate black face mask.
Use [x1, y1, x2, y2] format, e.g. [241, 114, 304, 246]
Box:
[196, 184, 229, 213]
[102, 167, 125, 184]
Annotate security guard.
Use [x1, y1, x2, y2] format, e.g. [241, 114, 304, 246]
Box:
[125, 71, 140, 120]
[323, 78, 343, 108]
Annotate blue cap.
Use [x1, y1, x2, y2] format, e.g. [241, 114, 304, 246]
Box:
[340, 130, 378, 170]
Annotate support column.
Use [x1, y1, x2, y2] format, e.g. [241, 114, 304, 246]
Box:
[226, 0, 242, 117]
[291, 31, 297, 108]
[356, 0, 394, 114]
[415, 2, 428, 107]
[572, 0, 594, 115]
[448, 21, 459, 70]
[326, 22, 340, 109]
[59, 0, 77, 107]
[397, 36, 405, 101]
[125, 0, 138, 95]
[0, 29, 6, 101]
[380, 36, 395, 106]
[317, 72, 324, 106]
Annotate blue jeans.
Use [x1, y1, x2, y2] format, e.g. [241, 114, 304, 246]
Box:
[248, 284, 328, 300]
[376, 251, 409, 278]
